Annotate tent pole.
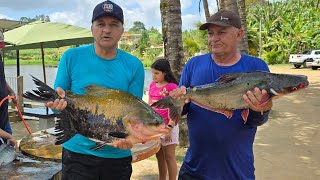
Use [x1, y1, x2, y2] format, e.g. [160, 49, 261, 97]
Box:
[40, 42, 46, 84]
[16, 50, 20, 77]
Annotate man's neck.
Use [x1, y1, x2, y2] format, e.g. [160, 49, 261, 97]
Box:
[94, 44, 117, 59]
[212, 52, 241, 66]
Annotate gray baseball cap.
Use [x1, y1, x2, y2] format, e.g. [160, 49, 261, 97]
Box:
[199, 10, 241, 30]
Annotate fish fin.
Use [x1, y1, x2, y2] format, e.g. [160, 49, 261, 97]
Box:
[90, 142, 108, 150]
[216, 73, 242, 83]
[23, 75, 60, 103]
[241, 109, 249, 124]
[258, 93, 272, 107]
[151, 96, 182, 125]
[54, 112, 77, 145]
[108, 132, 128, 139]
[192, 101, 234, 118]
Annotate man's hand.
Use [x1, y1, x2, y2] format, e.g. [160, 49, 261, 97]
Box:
[113, 139, 133, 150]
[45, 87, 67, 110]
[7, 138, 19, 152]
[243, 87, 272, 113]
[169, 86, 190, 103]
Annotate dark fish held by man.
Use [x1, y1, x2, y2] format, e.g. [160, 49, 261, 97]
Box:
[23, 76, 169, 150]
[152, 71, 309, 123]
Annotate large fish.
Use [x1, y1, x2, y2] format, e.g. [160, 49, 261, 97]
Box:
[152, 71, 309, 123]
[23, 76, 168, 149]
[0, 143, 16, 166]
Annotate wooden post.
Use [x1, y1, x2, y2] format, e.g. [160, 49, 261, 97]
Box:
[40, 42, 47, 84]
[17, 76, 24, 111]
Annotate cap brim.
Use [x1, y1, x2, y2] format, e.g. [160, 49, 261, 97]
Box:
[199, 21, 232, 30]
[92, 13, 123, 24]
[0, 42, 5, 49]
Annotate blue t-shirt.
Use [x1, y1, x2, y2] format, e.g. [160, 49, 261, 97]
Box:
[54, 44, 144, 158]
[180, 54, 270, 180]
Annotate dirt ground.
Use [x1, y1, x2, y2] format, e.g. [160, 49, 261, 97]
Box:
[10, 65, 320, 180]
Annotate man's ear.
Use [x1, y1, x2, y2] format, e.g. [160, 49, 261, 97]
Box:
[237, 28, 244, 41]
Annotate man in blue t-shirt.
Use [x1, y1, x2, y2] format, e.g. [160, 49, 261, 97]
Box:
[171, 10, 273, 180]
[45, 1, 147, 179]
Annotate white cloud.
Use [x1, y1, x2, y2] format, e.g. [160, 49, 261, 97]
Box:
[0, 0, 69, 10]
[182, 14, 204, 30]
[181, 0, 193, 9]
[0, 14, 10, 19]
[2, 0, 203, 31]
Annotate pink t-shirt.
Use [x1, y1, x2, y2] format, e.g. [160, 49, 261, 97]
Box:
[148, 81, 178, 125]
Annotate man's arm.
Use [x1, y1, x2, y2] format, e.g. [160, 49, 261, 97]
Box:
[0, 129, 19, 151]
[5, 82, 16, 97]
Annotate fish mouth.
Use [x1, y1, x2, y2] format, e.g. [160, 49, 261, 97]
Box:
[126, 121, 165, 142]
[271, 81, 309, 96]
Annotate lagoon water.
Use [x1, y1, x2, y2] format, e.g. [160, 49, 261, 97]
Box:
[4, 65, 153, 93]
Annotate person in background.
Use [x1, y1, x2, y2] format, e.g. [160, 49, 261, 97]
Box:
[45, 1, 146, 179]
[0, 30, 18, 151]
[169, 10, 273, 180]
[148, 58, 179, 180]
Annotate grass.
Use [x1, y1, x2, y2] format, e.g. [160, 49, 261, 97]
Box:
[4, 59, 60, 66]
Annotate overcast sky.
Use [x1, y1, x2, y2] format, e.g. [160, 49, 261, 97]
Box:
[0, 0, 220, 31]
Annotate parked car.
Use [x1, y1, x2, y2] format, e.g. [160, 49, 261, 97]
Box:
[289, 49, 320, 68]
[306, 57, 320, 70]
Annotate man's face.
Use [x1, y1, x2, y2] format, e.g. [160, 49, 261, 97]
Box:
[91, 16, 124, 50]
[207, 25, 243, 56]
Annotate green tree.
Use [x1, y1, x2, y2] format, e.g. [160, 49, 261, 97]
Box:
[128, 21, 146, 33]
[137, 30, 151, 56]
[246, 0, 320, 64]
[20, 14, 50, 23]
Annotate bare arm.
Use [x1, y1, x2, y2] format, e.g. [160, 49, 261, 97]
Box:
[0, 129, 19, 151]
[5, 81, 16, 97]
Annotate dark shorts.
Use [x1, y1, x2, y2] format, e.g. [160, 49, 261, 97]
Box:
[178, 165, 204, 180]
[62, 148, 132, 180]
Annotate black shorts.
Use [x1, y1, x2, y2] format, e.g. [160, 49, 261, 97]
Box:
[61, 148, 132, 180]
[178, 166, 203, 180]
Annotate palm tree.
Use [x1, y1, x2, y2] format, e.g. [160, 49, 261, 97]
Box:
[200, 0, 211, 21]
[160, 0, 184, 79]
[237, 0, 249, 54]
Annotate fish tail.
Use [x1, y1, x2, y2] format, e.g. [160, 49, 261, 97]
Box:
[151, 96, 182, 125]
[23, 75, 59, 103]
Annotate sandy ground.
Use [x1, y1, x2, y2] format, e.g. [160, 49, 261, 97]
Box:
[9, 65, 320, 180]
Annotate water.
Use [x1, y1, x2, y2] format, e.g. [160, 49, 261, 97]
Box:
[4, 65, 153, 93]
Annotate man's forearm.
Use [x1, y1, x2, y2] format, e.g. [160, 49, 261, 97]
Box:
[0, 129, 13, 140]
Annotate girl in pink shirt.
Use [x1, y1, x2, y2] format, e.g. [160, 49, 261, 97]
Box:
[148, 58, 179, 180]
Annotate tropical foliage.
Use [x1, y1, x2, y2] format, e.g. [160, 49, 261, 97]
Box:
[246, 0, 320, 64]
